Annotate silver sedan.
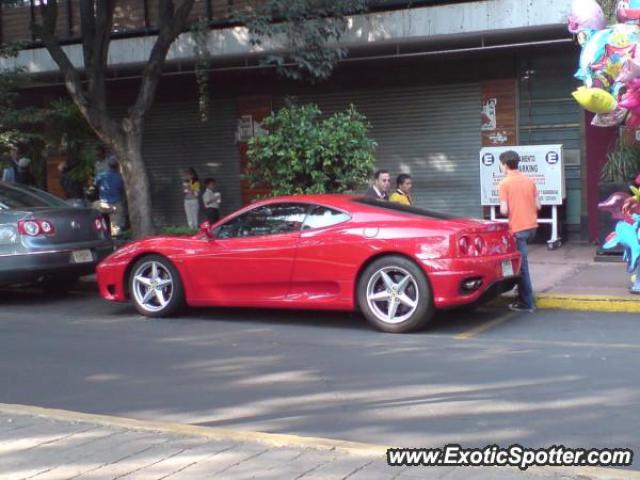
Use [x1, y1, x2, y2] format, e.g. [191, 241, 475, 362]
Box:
[0, 181, 114, 288]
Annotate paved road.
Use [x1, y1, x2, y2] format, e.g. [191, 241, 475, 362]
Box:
[0, 286, 638, 462]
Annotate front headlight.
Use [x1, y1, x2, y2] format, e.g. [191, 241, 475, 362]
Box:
[0, 224, 18, 245]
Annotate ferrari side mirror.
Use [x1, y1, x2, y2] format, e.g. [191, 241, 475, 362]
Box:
[198, 221, 214, 239]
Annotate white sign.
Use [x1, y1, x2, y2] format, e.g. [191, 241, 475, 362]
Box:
[479, 145, 565, 206]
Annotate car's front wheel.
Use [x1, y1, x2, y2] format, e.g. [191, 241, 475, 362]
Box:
[357, 255, 434, 333]
[129, 255, 184, 317]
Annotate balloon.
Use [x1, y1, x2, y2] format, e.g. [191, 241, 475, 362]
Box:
[619, 78, 640, 113]
[575, 28, 611, 87]
[591, 107, 628, 126]
[568, 0, 607, 33]
[627, 110, 640, 127]
[616, 57, 640, 82]
[575, 24, 640, 90]
[573, 87, 618, 113]
[617, 0, 640, 24]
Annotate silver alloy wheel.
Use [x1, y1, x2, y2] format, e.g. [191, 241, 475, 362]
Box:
[131, 260, 174, 313]
[366, 266, 420, 324]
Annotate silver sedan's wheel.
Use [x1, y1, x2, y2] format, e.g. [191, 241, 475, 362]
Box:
[129, 255, 184, 317]
[358, 255, 434, 333]
[366, 266, 420, 325]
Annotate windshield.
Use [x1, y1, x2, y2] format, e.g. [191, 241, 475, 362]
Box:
[353, 197, 458, 220]
[0, 183, 70, 209]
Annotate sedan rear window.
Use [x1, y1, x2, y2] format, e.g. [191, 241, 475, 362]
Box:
[0, 184, 69, 209]
[353, 197, 458, 220]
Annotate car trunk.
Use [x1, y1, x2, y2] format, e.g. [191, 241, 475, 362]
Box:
[19, 208, 106, 246]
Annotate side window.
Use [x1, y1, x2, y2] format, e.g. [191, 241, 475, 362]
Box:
[215, 203, 309, 239]
[302, 205, 350, 230]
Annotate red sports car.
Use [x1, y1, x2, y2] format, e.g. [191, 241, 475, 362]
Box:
[97, 195, 521, 333]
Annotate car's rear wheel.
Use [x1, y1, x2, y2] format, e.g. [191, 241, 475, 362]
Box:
[357, 255, 434, 333]
[129, 255, 184, 317]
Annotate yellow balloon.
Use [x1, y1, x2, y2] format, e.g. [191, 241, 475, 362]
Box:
[572, 87, 618, 114]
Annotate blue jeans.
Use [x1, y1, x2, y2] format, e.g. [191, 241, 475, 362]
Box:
[515, 228, 536, 308]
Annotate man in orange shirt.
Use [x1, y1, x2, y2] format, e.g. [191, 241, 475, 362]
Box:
[498, 150, 541, 312]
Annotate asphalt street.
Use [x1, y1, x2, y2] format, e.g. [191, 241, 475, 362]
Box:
[0, 286, 638, 465]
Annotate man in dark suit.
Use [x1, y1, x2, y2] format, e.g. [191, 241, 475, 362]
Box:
[365, 169, 391, 200]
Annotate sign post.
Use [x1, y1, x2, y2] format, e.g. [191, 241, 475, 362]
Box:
[479, 145, 565, 249]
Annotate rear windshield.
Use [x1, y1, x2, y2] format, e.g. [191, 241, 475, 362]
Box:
[353, 197, 458, 220]
[0, 183, 69, 209]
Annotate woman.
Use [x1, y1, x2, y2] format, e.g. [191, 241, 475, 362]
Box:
[183, 168, 201, 229]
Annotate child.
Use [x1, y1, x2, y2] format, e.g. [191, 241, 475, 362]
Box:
[182, 168, 201, 229]
[202, 177, 221, 223]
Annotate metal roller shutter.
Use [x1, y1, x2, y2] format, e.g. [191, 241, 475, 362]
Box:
[519, 51, 583, 231]
[142, 98, 241, 227]
[275, 83, 482, 217]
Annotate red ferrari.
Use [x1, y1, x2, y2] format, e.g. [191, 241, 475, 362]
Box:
[97, 195, 521, 333]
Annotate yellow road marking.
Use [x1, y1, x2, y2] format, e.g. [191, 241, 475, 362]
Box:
[454, 311, 518, 340]
[470, 336, 640, 351]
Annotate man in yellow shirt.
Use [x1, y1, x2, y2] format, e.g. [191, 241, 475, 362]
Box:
[498, 151, 540, 313]
[389, 174, 413, 206]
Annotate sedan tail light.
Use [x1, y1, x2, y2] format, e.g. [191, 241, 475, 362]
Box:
[93, 217, 108, 231]
[17, 219, 56, 237]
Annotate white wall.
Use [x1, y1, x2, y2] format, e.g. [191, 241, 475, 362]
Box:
[2, 0, 569, 74]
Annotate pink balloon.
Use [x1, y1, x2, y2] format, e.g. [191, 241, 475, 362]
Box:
[568, 0, 607, 33]
[616, 58, 640, 82]
[628, 111, 640, 128]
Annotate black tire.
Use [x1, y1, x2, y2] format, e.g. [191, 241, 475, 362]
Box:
[128, 254, 185, 317]
[357, 255, 434, 333]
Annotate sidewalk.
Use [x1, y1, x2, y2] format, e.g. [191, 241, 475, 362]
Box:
[0, 404, 636, 480]
[518, 243, 640, 313]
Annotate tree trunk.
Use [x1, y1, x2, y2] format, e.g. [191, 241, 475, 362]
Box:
[113, 119, 154, 238]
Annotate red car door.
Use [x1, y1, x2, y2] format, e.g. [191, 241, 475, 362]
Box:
[185, 203, 308, 306]
[288, 204, 360, 309]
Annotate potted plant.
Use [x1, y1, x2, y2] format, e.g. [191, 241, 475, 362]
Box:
[597, 136, 640, 254]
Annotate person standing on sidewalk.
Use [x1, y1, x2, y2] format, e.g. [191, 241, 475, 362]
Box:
[182, 167, 201, 229]
[365, 169, 390, 200]
[202, 177, 221, 223]
[498, 150, 540, 313]
[389, 174, 413, 205]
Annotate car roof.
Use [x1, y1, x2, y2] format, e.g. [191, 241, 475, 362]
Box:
[254, 194, 458, 220]
[259, 194, 357, 209]
[0, 181, 70, 208]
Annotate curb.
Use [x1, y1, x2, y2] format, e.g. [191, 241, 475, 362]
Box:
[0, 403, 387, 458]
[488, 293, 640, 314]
[0, 403, 637, 479]
[535, 294, 640, 313]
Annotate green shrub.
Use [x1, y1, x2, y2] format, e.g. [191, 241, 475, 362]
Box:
[247, 103, 377, 196]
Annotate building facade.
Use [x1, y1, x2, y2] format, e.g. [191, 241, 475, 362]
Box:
[3, 0, 602, 241]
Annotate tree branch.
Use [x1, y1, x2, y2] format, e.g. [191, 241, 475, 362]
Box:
[130, 0, 195, 122]
[90, 0, 116, 110]
[33, 0, 121, 144]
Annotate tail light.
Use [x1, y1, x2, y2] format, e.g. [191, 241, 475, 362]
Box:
[458, 236, 470, 256]
[457, 235, 485, 257]
[17, 219, 56, 237]
[501, 233, 514, 250]
[93, 217, 108, 231]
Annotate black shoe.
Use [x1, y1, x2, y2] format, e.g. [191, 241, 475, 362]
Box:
[508, 302, 536, 313]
